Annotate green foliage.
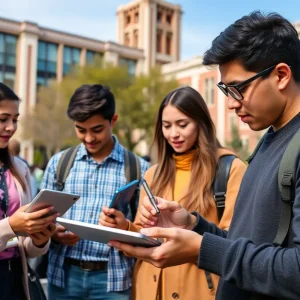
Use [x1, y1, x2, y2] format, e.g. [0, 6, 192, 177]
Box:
[226, 123, 250, 161]
[22, 61, 179, 154]
[21, 82, 76, 159]
[229, 123, 243, 151]
[115, 67, 179, 150]
[33, 149, 43, 166]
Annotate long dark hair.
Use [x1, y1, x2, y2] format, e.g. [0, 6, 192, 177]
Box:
[0, 83, 25, 190]
[152, 86, 218, 215]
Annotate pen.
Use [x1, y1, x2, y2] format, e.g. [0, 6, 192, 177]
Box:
[141, 179, 160, 215]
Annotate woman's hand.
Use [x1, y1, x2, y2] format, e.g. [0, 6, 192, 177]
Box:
[29, 223, 57, 247]
[9, 204, 59, 234]
[98, 206, 129, 230]
[139, 196, 197, 230]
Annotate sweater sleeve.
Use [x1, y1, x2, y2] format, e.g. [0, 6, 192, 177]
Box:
[198, 159, 300, 299]
[23, 164, 51, 256]
[191, 212, 228, 238]
[0, 218, 17, 251]
[192, 157, 246, 238]
[23, 237, 50, 258]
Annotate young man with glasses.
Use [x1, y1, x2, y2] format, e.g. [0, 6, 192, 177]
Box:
[108, 11, 300, 299]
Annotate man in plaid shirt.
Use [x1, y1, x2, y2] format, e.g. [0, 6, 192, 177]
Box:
[41, 84, 148, 299]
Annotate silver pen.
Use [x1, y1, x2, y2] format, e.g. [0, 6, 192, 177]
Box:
[141, 179, 160, 215]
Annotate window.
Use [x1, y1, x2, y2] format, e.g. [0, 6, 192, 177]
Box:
[205, 78, 215, 105]
[166, 33, 172, 55]
[63, 46, 81, 75]
[86, 50, 103, 66]
[124, 33, 130, 46]
[126, 15, 131, 25]
[37, 41, 58, 87]
[166, 14, 172, 25]
[133, 30, 138, 48]
[156, 30, 162, 53]
[86, 50, 95, 64]
[0, 33, 17, 89]
[119, 58, 136, 76]
[134, 12, 139, 23]
[157, 12, 162, 23]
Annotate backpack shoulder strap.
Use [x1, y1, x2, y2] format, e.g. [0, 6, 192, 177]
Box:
[213, 154, 236, 221]
[273, 127, 300, 246]
[205, 154, 236, 290]
[56, 145, 80, 191]
[124, 149, 141, 183]
[246, 132, 267, 164]
[124, 149, 141, 221]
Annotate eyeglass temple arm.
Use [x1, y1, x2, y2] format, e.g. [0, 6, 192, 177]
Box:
[236, 65, 276, 88]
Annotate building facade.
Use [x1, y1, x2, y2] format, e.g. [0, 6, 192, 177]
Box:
[117, 0, 182, 72]
[0, 16, 145, 162]
[1, 0, 298, 162]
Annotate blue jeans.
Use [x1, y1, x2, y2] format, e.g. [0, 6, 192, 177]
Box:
[48, 264, 131, 300]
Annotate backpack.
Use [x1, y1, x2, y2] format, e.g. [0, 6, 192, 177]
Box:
[204, 154, 236, 290]
[212, 154, 236, 221]
[247, 127, 300, 247]
[153, 154, 236, 222]
[56, 145, 142, 221]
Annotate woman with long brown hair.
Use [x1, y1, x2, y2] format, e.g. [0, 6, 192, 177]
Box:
[0, 82, 57, 299]
[100, 86, 246, 299]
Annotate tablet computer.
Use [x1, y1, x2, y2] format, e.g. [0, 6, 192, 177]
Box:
[56, 217, 161, 248]
[109, 180, 140, 215]
[17, 189, 80, 237]
[25, 189, 80, 217]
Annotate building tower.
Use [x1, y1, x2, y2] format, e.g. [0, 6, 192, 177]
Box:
[117, 0, 182, 73]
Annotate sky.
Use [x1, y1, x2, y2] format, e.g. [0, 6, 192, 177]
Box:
[2, 0, 300, 60]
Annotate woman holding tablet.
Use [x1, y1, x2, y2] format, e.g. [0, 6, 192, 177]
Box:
[0, 83, 57, 299]
[100, 86, 246, 300]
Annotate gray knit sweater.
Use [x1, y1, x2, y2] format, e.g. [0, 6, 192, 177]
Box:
[194, 113, 300, 299]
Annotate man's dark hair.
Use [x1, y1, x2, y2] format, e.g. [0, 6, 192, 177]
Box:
[203, 11, 300, 82]
[67, 84, 115, 122]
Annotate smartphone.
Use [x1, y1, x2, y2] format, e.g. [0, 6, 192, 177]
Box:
[108, 180, 140, 216]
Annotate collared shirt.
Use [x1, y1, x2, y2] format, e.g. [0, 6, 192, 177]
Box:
[40, 136, 149, 291]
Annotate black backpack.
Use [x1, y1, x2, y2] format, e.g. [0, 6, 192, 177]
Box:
[212, 154, 236, 221]
[56, 145, 142, 220]
[204, 154, 236, 290]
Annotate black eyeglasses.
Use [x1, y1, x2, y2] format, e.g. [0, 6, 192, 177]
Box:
[217, 65, 277, 101]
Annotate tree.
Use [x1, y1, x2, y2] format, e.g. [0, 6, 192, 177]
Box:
[115, 67, 179, 150]
[229, 123, 243, 151]
[22, 61, 179, 156]
[226, 123, 250, 161]
[22, 83, 76, 160]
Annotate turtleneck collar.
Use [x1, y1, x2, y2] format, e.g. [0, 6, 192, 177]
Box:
[172, 149, 197, 171]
